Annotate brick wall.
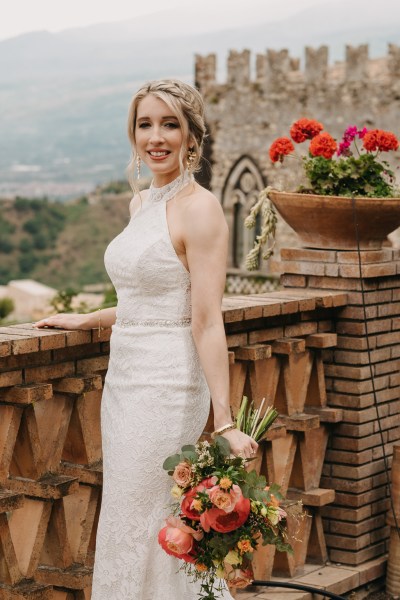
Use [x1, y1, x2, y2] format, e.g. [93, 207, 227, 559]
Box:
[280, 247, 400, 566]
[0, 290, 347, 598]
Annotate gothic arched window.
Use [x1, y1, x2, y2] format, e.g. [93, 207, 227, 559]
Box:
[221, 157, 266, 269]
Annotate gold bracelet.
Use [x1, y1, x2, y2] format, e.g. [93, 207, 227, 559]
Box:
[97, 308, 103, 338]
[211, 422, 236, 439]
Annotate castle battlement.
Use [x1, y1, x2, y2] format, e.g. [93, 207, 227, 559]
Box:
[195, 44, 400, 91]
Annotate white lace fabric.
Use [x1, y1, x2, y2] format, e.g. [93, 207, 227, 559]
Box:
[92, 173, 234, 599]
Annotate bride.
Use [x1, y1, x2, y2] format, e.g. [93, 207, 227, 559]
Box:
[35, 79, 258, 599]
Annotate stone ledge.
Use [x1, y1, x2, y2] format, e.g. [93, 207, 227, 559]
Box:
[236, 556, 386, 599]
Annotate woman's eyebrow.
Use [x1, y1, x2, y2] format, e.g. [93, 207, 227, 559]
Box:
[137, 115, 179, 121]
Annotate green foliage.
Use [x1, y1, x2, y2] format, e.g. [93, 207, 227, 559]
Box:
[100, 180, 131, 194]
[50, 288, 77, 313]
[302, 153, 396, 197]
[19, 254, 38, 273]
[0, 238, 14, 253]
[101, 285, 117, 308]
[0, 297, 14, 320]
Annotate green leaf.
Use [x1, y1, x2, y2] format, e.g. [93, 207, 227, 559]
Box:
[181, 450, 197, 461]
[162, 454, 181, 471]
[215, 435, 231, 456]
[181, 445, 196, 453]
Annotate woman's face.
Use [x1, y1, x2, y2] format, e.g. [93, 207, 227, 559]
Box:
[135, 94, 185, 186]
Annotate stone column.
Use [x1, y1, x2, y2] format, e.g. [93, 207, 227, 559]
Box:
[280, 247, 400, 566]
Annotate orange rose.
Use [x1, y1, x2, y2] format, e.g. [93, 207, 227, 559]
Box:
[237, 539, 253, 554]
[172, 461, 193, 487]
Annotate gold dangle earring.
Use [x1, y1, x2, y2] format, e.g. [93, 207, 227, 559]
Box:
[187, 148, 196, 172]
[136, 155, 141, 180]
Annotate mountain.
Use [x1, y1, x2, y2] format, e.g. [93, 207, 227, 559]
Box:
[1, 0, 399, 198]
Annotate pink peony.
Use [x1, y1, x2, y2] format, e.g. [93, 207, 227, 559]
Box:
[200, 495, 250, 533]
[158, 516, 203, 563]
[208, 484, 243, 513]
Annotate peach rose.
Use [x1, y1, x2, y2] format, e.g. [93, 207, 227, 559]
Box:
[208, 484, 242, 513]
[172, 461, 193, 487]
[237, 539, 253, 554]
[226, 566, 254, 589]
[181, 477, 217, 520]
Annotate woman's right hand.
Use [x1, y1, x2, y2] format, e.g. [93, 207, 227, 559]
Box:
[33, 312, 93, 331]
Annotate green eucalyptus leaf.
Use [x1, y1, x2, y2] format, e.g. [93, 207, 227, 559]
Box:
[162, 454, 181, 471]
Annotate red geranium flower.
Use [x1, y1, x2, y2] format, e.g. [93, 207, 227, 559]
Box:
[269, 137, 294, 163]
[290, 118, 323, 143]
[309, 132, 337, 159]
[363, 129, 399, 152]
[200, 495, 250, 533]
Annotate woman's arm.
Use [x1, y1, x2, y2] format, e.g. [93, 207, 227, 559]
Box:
[183, 188, 258, 459]
[34, 306, 117, 331]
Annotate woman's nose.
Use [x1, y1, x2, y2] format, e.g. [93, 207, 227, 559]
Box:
[149, 126, 165, 144]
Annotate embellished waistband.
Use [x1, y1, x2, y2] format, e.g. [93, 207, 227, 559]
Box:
[115, 317, 192, 328]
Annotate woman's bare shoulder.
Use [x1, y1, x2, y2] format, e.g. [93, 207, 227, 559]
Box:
[181, 183, 228, 237]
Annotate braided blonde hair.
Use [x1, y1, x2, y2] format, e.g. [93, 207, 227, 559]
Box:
[127, 79, 206, 192]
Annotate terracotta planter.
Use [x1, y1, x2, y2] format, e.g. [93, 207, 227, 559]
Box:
[268, 190, 400, 250]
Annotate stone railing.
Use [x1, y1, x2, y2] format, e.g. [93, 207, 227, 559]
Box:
[0, 254, 398, 598]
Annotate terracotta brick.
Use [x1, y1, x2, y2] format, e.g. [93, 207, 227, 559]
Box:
[325, 532, 371, 551]
[317, 320, 334, 332]
[52, 343, 102, 362]
[248, 327, 284, 344]
[379, 277, 400, 289]
[331, 459, 387, 479]
[272, 338, 305, 354]
[320, 475, 374, 494]
[287, 488, 335, 506]
[374, 358, 400, 376]
[336, 318, 392, 336]
[336, 249, 394, 264]
[283, 321, 318, 338]
[334, 486, 388, 508]
[324, 263, 340, 277]
[378, 302, 400, 317]
[52, 375, 103, 395]
[0, 351, 52, 371]
[0, 383, 53, 406]
[325, 448, 373, 465]
[12, 337, 40, 355]
[0, 340, 11, 357]
[75, 356, 109, 375]
[329, 542, 386, 565]
[339, 263, 397, 278]
[331, 375, 389, 395]
[392, 316, 400, 330]
[336, 335, 377, 351]
[333, 347, 391, 365]
[376, 331, 400, 347]
[331, 431, 390, 452]
[339, 305, 378, 319]
[0, 371, 23, 388]
[235, 344, 272, 361]
[346, 289, 392, 305]
[226, 332, 248, 348]
[308, 275, 376, 291]
[393, 288, 400, 301]
[281, 260, 326, 276]
[321, 504, 371, 522]
[281, 248, 337, 262]
[305, 333, 337, 348]
[324, 363, 371, 380]
[280, 274, 307, 288]
[24, 362, 75, 383]
[65, 330, 93, 347]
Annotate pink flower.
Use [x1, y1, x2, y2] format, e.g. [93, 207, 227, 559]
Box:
[172, 461, 193, 487]
[357, 127, 368, 139]
[158, 516, 203, 562]
[208, 484, 243, 513]
[226, 565, 254, 589]
[200, 495, 250, 533]
[180, 477, 217, 521]
[337, 141, 351, 157]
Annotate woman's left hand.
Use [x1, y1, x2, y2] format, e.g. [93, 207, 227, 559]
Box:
[219, 428, 258, 459]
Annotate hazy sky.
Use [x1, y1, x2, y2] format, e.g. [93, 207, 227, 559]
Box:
[1, 0, 332, 41]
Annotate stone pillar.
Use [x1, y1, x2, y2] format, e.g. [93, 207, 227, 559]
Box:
[227, 49, 251, 86]
[305, 46, 328, 86]
[280, 247, 400, 566]
[345, 44, 369, 83]
[386, 444, 400, 596]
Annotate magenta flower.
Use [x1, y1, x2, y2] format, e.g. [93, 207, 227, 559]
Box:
[357, 127, 368, 139]
[337, 141, 352, 157]
[344, 126, 358, 141]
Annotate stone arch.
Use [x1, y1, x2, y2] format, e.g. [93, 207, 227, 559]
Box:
[221, 156, 266, 269]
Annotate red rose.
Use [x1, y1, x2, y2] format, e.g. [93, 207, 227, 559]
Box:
[200, 495, 250, 533]
[309, 132, 337, 159]
[180, 477, 216, 521]
[290, 118, 323, 143]
[269, 137, 294, 163]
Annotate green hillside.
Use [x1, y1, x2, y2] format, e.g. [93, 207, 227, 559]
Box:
[0, 189, 132, 289]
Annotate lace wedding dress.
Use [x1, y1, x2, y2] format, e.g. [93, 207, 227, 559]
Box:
[91, 173, 234, 600]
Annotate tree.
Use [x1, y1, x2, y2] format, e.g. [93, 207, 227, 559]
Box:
[0, 298, 15, 321]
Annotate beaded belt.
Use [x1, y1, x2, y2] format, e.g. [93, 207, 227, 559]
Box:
[116, 317, 192, 328]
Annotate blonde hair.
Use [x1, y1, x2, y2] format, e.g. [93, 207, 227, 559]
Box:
[127, 79, 206, 192]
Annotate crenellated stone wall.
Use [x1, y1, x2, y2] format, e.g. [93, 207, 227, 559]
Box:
[195, 44, 400, 270]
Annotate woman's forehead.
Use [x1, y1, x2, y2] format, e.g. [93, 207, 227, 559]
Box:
[136, 94, 177, 118]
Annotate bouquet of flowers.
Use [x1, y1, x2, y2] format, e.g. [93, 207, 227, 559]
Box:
[158, 424, 291, 599]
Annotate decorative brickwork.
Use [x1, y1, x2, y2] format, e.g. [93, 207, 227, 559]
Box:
[0, 291, 348, 598]
[280, 247, 400, 566]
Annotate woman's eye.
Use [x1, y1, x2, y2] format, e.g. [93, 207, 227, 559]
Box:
[165, 122, 179, 129]
[138, 122, 150, 128]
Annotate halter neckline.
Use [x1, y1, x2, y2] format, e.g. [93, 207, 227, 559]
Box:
[148, 171, 193, 203]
